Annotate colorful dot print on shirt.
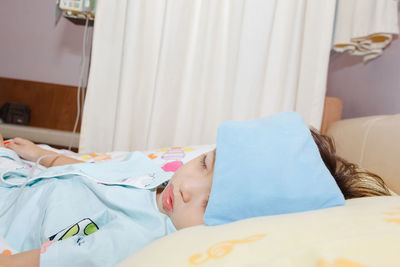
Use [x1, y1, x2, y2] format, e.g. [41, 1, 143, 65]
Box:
[1, 249, 12, 255]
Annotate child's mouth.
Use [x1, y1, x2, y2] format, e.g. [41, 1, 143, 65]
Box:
[162, 184, 174, 212]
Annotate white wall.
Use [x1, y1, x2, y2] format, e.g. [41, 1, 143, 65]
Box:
[0, 0, 93, 86]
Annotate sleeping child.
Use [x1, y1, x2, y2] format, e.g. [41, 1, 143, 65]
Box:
[0, 112, 391, 266]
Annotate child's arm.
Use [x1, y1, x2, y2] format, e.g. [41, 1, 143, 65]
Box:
[5, 138, 83, 167]
[0, 249, 40, 267]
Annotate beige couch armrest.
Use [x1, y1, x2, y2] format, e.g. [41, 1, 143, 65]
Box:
[326, 114, 400, 195]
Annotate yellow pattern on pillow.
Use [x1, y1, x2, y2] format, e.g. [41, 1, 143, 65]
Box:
[117, 196, 400, 267]
[317, 258, 366, 267]
[189, 234, 266, 266]
[383, 206, 400, 224]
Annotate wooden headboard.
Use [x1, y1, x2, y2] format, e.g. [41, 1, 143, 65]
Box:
[321, 96, 343, 134]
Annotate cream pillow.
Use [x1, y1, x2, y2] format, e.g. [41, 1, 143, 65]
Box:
[118, 196, 400, 267]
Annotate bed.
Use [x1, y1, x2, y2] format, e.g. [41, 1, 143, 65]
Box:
[116, 113, 400, 267]
[1, 112, 399, 266]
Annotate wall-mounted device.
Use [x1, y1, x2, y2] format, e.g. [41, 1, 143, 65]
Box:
[57, 0, 96, 20]
[55, 0, 95, 148]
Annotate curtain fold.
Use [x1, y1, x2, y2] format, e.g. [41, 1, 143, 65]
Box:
[80, 0, 336, 153]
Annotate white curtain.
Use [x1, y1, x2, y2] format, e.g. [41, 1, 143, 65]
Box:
[80, 0, 336, 153]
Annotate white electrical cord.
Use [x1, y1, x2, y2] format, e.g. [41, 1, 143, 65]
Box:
[69, 17, 91, 151]
[0, 154, 60, 218]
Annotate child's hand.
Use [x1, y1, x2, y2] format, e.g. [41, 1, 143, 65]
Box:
[0, 249, 40, 267]
[4, 138, 51, 162]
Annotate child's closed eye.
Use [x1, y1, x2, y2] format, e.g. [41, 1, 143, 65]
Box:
[202, 198, 209, 209]
[200, 154, 207, 169]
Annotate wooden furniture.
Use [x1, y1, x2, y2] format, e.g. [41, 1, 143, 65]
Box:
[0, 77, 80, 132]
[0, 77, 81, 148]
[320, 96, 343, 134]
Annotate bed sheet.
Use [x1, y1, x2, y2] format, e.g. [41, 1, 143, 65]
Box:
[35, 144, 215, 171]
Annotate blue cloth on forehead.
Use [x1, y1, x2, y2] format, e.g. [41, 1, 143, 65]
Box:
[204, 111, 345, 226]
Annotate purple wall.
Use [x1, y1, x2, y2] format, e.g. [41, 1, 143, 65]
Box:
[327, 12, 400, 119]
[0, 0, 93, 86]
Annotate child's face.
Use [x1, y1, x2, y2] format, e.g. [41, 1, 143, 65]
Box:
[156, 149, 216, 229]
